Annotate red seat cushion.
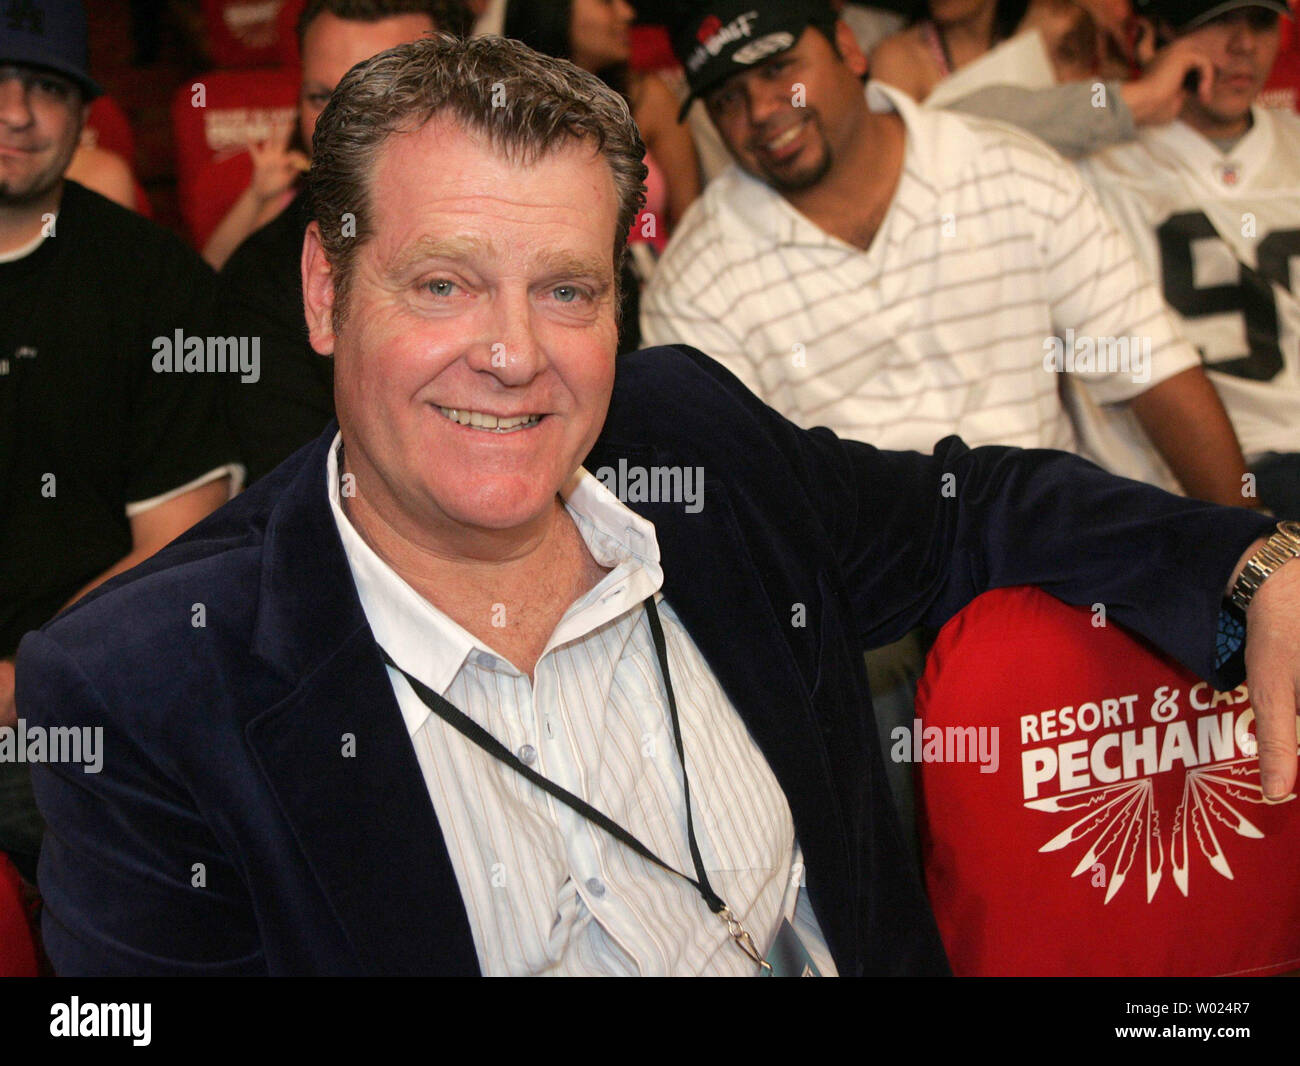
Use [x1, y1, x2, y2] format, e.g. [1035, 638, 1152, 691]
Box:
[0, 853, 38, 977]
[274, 0, 307, 68]
[1261, 1, 1300, 111]
[170, 67, 299, 245]
[203, 0, 294, 69]
[914, 585, 1300, 976]
[85, 96, 136, 163]
[187, 151, 256, 250]
[630, 25, 677, 73]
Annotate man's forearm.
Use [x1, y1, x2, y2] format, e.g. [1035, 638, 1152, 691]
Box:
[1225, 531, 1300, 800]
[0, 659, 14, 730]
[63, 543, 165, 609]
[64, 475, 233, 609]
[942, 82, 1135, 158]
[1131, 367, 1254, 508]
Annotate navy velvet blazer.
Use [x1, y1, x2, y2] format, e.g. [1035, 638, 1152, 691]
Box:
[17, 346, 1273, 976]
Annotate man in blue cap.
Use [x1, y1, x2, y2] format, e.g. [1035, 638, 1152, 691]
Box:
[0, 0, 238, 883]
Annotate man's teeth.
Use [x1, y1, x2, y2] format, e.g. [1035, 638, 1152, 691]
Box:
[767, 122, 803, 151]
[437, 406, 540, 431]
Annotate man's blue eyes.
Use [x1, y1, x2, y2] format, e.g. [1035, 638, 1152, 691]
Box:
[424, 281, 587, 302]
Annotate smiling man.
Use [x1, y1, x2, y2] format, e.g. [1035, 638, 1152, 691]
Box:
[642, 0, 1258, 509]
[15, 34, 1300, 977]
[1078, 0, 1300, 520]
[218, 0, 473, 486]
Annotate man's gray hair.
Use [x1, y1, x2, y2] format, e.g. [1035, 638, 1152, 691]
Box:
[309, 33, 648, 325]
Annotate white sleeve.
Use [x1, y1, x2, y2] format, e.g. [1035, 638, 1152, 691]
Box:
[1023, 144, 1200, 405]
[639, 241, 764, 398]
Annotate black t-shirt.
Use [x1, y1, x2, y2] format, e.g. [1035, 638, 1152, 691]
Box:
[0, 181, 235, 657]
[218, 193, 334, 486]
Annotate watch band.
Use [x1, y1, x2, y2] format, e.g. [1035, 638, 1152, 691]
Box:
[1230, 521, 1300, 612]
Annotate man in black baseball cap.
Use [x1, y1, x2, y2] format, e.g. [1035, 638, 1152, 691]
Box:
[671, 0, 837, 121]
[1136, 0, 1290, 140]
[647, 0, 1254, 506]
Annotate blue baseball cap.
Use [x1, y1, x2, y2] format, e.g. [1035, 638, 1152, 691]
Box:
[0, 0, 102, 99]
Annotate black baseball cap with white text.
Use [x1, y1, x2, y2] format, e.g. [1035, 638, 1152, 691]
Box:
[670, 0, 838, 120]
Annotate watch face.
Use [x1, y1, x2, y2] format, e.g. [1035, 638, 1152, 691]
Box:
[1279, 521, 1300, 544]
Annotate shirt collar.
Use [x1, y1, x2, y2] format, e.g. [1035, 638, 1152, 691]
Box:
[326, 433, 664, 734]
[1143, 106, 1275, 191]
[0, 227, 49, 264]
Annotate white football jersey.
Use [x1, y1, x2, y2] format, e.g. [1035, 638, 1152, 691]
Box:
[1078, 107, 1300, 459]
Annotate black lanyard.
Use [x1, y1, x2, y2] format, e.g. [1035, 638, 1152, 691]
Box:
[380, 595, 771, 973]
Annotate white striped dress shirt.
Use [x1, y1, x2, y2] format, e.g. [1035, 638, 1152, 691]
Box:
[327, 436, 836, 976]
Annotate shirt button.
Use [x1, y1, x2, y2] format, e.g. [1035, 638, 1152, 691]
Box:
[585, 877, 606, 898]
[518, 744, 537, 765]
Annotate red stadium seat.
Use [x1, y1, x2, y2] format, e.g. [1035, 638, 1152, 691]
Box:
[170, 67, 299, 246]
[0, 853, 38, 977]
[202, 0, 295, 69]
[913, 585, 1300, 976]
[1261, 0, 1300, 111]
[630, 24, 677, 73]
[84, 95, 136, 165]
[274, 0, 308, 68]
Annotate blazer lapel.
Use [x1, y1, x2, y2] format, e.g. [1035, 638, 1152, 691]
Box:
[244, 427, 479, 975]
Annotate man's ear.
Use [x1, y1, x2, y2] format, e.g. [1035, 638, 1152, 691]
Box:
[301, 220, 337, 356]
[835, 19, 869, 78]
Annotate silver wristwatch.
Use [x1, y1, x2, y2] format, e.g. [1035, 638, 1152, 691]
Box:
[1230, 521, 1300, 612]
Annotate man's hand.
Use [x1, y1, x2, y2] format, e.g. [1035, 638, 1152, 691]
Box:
[1122, 29, 1217, 128]
[1070, 0, 1130, 39]
[1232, 540, 1300, 800]
[247, 119, 310, 206]
[0, 659, 14, 730]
